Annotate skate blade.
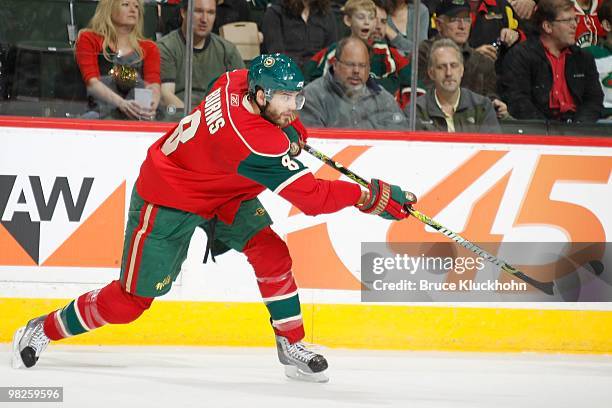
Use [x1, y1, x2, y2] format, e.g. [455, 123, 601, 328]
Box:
[11, 327, 25, 369]
[284, 365, 329, 383]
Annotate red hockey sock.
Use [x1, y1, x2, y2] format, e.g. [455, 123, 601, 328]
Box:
[243, 227, 305, 343]
[43, 280, 153, 341]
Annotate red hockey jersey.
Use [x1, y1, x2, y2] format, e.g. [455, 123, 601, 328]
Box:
[136, 69, 361, 224]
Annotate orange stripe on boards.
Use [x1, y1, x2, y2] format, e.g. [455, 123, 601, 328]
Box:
[43, 182, 126, 268]
[0, 224, 37, 266]
[285, 146, 371, 291]
[287, 223, 361, 290]
[387, 150, 508, 246]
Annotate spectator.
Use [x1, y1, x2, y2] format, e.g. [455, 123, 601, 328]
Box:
[75, 0, 161, 120]
[371, 0, 392, 42]
[300, 36, 407, 128]
[213, 0, 250, 34]
[469, 0, 525, 49]
[572, 0, 606, 47]
[303, 0, 421, 107]
[506, 0, 536, 20]
[584, 0, 611, 118]
[505, 0, 538, 38]
[303, 0, 377, 82]
[157, 0, 244, 111]
[408, 39, 500, 132]
[499, 0, 604, 122]
[418, 0, 509, 117]
[262, 0, 338, 68]
[387, 0, 430, 55]
[371, 0, 425, 106]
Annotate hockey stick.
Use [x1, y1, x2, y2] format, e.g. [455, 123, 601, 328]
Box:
[303, 143, 555, 296]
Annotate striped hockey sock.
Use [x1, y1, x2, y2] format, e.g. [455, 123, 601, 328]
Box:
[43, 288, 108, 341]
[42, 280, 153, 341]
[258, 270, 305, 343]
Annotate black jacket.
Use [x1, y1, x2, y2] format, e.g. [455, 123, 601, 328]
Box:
[261, 4, 337, 69]
[498, 36, 603, 122]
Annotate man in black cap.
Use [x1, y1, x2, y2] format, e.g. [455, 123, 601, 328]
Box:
[418, 0, 512, 119]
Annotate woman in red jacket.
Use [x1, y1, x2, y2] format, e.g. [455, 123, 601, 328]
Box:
[76, 0, 161, 120]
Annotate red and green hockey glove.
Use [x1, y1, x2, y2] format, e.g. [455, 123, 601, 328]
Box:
[358, 179, 417, 220]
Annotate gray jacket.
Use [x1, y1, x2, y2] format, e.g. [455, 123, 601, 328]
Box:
[300, 70, 407, 129]
[419, 35, 498, 99]
[407, 87, 501, 133]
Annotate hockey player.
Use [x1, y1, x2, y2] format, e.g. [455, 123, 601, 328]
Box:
[12, 54, 416, 382]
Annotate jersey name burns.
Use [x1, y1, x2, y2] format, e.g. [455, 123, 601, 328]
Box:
[204, 88, 226, 134]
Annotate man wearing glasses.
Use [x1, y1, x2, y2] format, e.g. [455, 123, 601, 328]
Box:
[300, 36, 407, 129]
[499, 0, 603, 122]
[418, 0, 511, 119]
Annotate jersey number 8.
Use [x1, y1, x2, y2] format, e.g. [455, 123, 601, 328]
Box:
[281, 154, 300, 171]
[161, 111, 202, 155]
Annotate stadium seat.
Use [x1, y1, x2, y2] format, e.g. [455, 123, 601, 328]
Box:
[11, 41, 86, 101]
[220, 21, 261, 61]
[159, 1, 182, 36]
[0, 0, 73, 44]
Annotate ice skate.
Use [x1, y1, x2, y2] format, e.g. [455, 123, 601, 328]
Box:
[275, 335, 329, 383]
[12, 315, 50, 369]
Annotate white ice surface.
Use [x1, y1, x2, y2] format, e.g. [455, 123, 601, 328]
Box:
[2, 344, 611, 408]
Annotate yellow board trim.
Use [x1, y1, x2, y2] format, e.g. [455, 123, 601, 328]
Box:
[2, 298, 611, 353]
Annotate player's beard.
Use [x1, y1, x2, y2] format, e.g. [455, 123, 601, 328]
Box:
[261, 103, 292, 127]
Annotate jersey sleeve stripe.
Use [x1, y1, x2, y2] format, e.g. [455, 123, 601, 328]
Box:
[273, 168, 312, 194]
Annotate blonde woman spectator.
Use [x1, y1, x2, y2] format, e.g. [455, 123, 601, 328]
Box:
[75, 0, 161, 120]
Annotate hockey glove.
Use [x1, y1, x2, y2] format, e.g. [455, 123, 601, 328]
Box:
[358, 179, 417, 220]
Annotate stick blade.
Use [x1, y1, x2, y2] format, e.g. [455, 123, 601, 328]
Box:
[514, 272, 555, 296]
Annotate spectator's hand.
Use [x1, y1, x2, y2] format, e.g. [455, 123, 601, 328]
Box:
[508, 0, 536, 20]
[492, 99, 510, 120]
[118, 100, 141, 120]
[139, 103, 157, 121]
[500, 28, 520, 47]
[475, 44, 498, 61]
[150, 95, 160, 114]
[119, 100, 155, 121]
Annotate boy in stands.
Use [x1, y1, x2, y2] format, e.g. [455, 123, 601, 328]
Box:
[303, 0, 420, 107]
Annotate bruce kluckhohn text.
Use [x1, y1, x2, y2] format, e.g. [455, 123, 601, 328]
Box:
[369, 254, 528, 292]
[371, 279, 528, 292]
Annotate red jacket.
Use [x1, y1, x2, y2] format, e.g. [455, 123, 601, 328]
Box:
[75, 31, 160, 84]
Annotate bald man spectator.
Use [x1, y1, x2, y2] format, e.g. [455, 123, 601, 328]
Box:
[301, 37, 407, 129]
